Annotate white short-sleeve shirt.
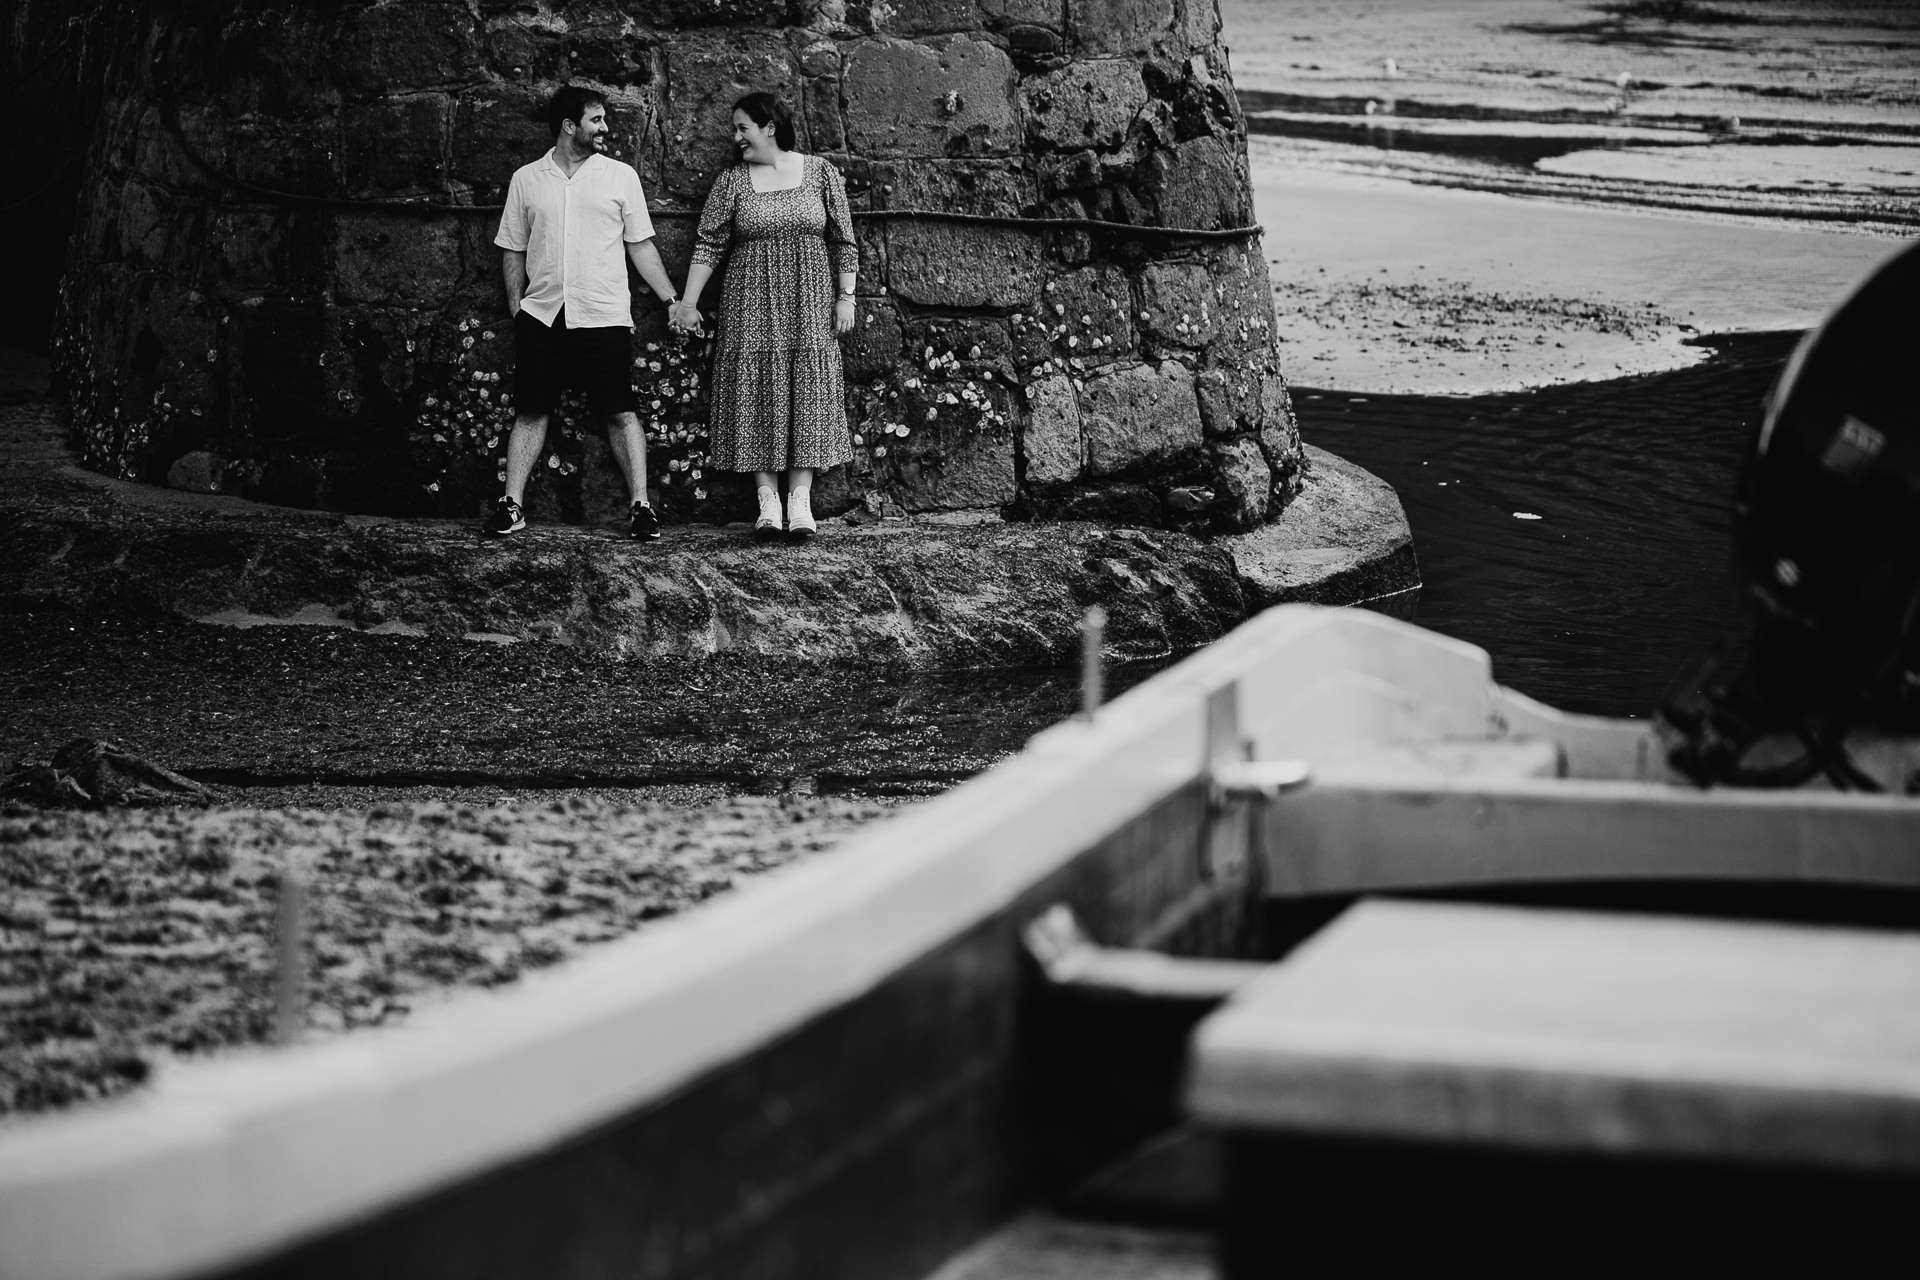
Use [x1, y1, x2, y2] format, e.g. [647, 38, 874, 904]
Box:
[494, 150, 655, 330]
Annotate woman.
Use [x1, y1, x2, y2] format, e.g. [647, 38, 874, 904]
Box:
[671, 92, 857, 542]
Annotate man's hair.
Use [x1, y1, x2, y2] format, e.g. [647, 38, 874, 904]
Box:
[549, 85, 608, 140]
[732, 91, 797, 151]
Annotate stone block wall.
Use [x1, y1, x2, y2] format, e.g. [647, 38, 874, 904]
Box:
[0, 3, 103, 350]
[51, 0, 1303, 532]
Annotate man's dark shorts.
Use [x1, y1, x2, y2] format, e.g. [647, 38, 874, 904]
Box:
[513, 307, 638, 417]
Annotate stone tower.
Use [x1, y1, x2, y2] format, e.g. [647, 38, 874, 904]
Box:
[53, 0, 1302, 532]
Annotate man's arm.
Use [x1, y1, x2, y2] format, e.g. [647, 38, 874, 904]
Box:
[502, 249, 529, 316]
[626, 239, 679, 306]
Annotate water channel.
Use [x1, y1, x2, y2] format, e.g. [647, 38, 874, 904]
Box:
[1300, 331, 1796, 719]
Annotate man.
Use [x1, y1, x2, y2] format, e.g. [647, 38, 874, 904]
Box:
[489, 84, 679, 539]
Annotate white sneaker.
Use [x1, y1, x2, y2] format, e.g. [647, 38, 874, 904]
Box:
[786, 487, 816, 542]
[754, 486, 783, 541]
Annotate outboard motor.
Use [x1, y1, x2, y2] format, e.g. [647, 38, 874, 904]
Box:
[1666, 238, 1920, 790]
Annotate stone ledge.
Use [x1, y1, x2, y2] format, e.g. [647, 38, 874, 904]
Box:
[1223, 445, 1421, 616]
[1, 403, 1416, 665]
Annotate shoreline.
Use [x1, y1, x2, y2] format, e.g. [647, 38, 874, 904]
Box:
[1226, 0, 1916, 397]
[1249, 154, 1906, 396]
[1220, 0, 1920, 138]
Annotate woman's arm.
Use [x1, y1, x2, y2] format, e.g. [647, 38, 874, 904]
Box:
[822, 160, 858, 335]
[674, 168, 735, 332]
[681, 262, 715, 311]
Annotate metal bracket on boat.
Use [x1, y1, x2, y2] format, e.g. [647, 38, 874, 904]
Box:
[1203, 682, 1311, 810]
[1200, 682, 1309, 885]
[1209, 758, 1312, 806]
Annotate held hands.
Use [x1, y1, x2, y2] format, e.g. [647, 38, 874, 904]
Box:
[667, 299, 705, 338]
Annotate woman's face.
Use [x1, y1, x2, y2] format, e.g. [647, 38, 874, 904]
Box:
[732, 110, 779, 163]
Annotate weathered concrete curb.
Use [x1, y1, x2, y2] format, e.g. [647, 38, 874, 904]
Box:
[1225, 446, 1421, 615]
[2, 401, 1417, 665]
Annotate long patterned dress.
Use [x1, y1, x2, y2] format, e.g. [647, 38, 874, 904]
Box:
[693, 154, 857, 472]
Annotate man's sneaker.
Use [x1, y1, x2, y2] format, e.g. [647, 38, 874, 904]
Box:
[629, 501, 661, 541]
[487, 496, 525, 536]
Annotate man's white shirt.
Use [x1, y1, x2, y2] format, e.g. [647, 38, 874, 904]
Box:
[494, 150, 654, 330]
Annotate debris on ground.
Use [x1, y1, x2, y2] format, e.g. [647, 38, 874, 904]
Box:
[1, 739, 222, 809]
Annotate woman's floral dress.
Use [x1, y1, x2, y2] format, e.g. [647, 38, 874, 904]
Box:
[692, 154, 857, 472]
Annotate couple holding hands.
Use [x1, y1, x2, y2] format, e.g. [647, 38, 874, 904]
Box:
[490, 86, 856, 544]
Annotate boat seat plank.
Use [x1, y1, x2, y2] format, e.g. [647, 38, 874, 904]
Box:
[1263, 776, 1920, 895]
[1186, 900, 1920, 1171]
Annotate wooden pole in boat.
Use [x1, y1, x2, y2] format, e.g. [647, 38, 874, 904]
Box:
[1080, 606, 1106, 721]
[275, 865, 307, 1044]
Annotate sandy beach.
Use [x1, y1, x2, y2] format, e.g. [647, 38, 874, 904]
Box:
[1250, 157, 1906, 393]
[1225, 0, 1919, 393]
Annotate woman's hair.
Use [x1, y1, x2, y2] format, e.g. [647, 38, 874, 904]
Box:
[732, 92, 797, 151]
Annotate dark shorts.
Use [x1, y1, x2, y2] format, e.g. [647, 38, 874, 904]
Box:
[513, 308, 638, 418]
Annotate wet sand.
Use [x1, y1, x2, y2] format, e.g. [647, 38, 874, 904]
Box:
[0, 613, 1161, 1116]
[1227, 0, 1918, 394]
[1251, 158, 1905, 394]
[0, 794, 898, 1114]
[1228, 0, 1920, 395]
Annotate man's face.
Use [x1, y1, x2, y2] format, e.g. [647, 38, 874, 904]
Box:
[567, 105, 610, 155]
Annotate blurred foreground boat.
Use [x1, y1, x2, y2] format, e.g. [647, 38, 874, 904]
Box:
[4, 604, 1919, 1279]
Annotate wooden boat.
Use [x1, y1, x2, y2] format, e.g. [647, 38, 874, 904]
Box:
[4, 604, 1918, 1279]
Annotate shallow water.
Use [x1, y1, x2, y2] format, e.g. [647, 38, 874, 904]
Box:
[1222, 0, 1920, 234]
[1295, 331, 1800, 717]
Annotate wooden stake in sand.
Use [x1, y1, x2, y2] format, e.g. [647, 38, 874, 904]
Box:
[1080, 606, 1106, 721]
[275, 867, 307, 1044]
